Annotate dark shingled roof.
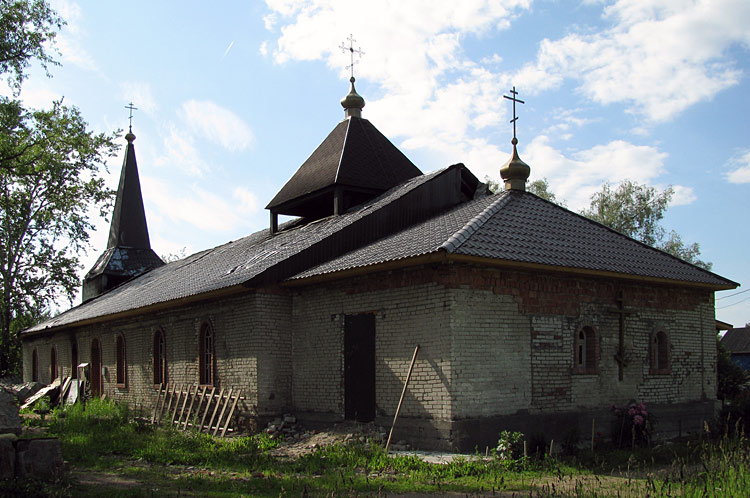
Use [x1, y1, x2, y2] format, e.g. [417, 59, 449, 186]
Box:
[292, 190, 737, 289]
[24, 169, 446, 334]
[721, 327, 750, 353]
[266, 117, 421, 212]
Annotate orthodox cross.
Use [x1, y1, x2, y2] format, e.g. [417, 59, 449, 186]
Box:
[339, 34, 364, 79]
[503, 86, 524, 142]
[610, 290, 633, 381]
[125, 102, 138, 133]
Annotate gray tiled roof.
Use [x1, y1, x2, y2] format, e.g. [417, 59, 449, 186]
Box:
[293, 190, 736, 288]
[721, 328, 750, 353]
[25, 169, 445, 333]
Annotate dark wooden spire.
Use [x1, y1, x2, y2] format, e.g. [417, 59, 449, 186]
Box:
[107, 132, 151, 249]
[82, 129, 163, 302]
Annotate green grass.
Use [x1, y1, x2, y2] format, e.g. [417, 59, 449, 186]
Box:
[5, 399, 750, 497]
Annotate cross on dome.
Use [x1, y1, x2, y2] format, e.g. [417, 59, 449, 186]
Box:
[339, 34, 364, 80]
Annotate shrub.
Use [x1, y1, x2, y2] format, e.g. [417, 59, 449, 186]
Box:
[495, 430, 524, 460]
[611, 400, 655, 448]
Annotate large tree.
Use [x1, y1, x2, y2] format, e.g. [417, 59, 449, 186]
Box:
[581, 180, 711, 270]
[0, 1, 117, 376]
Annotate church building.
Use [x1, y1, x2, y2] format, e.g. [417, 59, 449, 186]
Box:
[20, 78, 737, 450]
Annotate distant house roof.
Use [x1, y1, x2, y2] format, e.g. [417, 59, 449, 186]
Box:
[721, 328, 750, 354]
[266, 117, 421, 216]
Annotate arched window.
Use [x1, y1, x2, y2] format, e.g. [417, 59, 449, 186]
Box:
[153, 330, 166, 385]
[574, 326, 598, 373]
[199, 323, 215, 386]
[651, 330, 670, 374]
[90, 338, 102, 396]
[50, 347, 57, 382]
[115, 335, 127, 386]
[31, 348, 38, 382]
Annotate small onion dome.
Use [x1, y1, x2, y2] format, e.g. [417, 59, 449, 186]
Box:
[341, 76, 365, 118]
[125, 131, 136, 143]
[499, 137, 530, 191]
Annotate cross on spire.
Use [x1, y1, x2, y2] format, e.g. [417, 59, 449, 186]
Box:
[503, 86, 524, 143]
[125, 102, 138, 133]
[339, 34, 364, 79]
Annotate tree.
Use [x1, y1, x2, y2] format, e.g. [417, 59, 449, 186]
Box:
[717, 337, 749, 401]
[0, 0, 117, 376]
[581, 180, 711, 270]
[0, 0, 62, 93]
[486, 176, 562, 204]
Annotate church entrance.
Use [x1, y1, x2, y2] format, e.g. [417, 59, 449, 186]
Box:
[90, 338, 101, 397]
[344, 313, 376, 422]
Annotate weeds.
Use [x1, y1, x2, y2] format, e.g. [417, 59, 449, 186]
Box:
[13, 399, 750, 497]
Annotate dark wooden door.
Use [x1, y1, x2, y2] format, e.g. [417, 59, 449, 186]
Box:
[90, 339, 101, 396]
[344, 314, 376, 422]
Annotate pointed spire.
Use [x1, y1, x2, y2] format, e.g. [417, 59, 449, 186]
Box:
[341, 76, 365, 118]
[107, 131, 152, 249]
[500, 87, 530, 191]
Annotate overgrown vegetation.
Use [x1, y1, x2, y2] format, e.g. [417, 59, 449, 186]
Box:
[5, 398, 750, 497]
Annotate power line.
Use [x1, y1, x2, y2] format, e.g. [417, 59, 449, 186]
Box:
[717, 295, 750, 310]
[717, 288, 750, 300]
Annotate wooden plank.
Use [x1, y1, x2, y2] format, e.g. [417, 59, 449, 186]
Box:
[182, 384, 201, 431]
[58, 377, 72, 406]
[162, 384, 177, 424]
[199, 386, 216, 432]
[180, 385, 195, 430]
[206, 387, 225, 434]
[156, 383, 169, 424]
[221, 389, 241, 437]
[189, 385, 207, 430]
[213, 387, 233, 436]
[170, 383, 184, 425]
[151, 384, 164, 424]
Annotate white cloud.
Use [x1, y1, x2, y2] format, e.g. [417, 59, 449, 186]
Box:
[726, 151, 750, 183]
[142, 177, 252, 233]
[515, 0, 750, 122]
[670, 185, 697, 206]
[120, 81, 157, 114]
[153, 125, 209, 177]
[180, 100, 254, 152]
[259, 41, 269, 57]
[524, 136, 668, 210]
[233, 187, 259, 213]
[50, 0, 99, 72]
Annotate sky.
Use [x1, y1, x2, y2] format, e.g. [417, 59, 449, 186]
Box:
[5, 0, 749, 326]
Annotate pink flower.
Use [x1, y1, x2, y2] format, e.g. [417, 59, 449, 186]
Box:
[634, 415, 644, 425]
[628, 407, 636, 417]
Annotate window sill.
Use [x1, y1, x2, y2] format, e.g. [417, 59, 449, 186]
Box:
[649, 368, 671, 375]
[115, 383, 128, 390]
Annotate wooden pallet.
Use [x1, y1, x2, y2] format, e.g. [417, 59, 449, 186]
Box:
[150, 384, 243, 437]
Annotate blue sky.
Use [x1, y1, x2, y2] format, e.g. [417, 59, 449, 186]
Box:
[5, 0, 749, 326]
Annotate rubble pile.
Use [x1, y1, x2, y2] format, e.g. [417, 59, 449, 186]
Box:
[264, 414, 306, 440]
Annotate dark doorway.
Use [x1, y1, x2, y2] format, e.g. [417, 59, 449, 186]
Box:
[71, 341, 78, 378]
[90, 339, 101, 397]
[344, 313, 376, 422]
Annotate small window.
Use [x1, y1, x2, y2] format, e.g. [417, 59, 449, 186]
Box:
[116, 335, 127, 386]
[574, 326, 597, 373]
[71, 341, 78, 379]
[50, 347, 57, 382]
[199, 323, 215, 386]
[31, 348, 38, 382]
[153, 330, 166, 385]
[651, 330, 670, 374]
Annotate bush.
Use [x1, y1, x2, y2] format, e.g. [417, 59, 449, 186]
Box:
[495, 430, 524, 460]
[610, 400, 655, 448]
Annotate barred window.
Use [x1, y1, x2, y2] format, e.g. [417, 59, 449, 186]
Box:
[574, 326, 598, 373]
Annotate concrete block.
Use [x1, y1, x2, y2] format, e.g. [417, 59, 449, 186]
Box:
[14, 438, 63, 480]
[0, 436, 15, 479]
[0, 388, 21, 435]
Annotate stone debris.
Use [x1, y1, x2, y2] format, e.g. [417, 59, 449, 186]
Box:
[14, 437, 64, 480]
[264, 413, 304, 440]
[11, 382, 44, 404]
[0, 387, 21, 435]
